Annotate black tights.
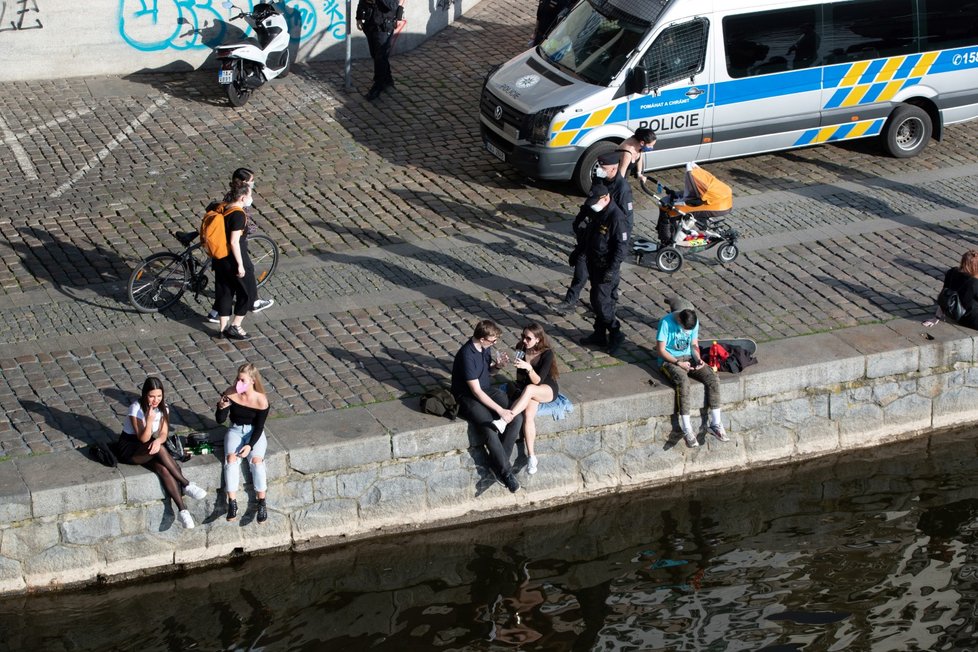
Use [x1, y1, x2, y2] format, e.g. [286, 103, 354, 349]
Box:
[131, 446, 189, 511]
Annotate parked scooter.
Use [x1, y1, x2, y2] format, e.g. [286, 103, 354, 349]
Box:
[216, 2, 291, 107]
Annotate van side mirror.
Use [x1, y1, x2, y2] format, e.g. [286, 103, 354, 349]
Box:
[629, 67, 649, 95]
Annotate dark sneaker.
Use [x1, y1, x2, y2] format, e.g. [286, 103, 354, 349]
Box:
[206, 310, 219, 324]
[223, 325, 248, 340]
[580, 332, 608, 347]
[256, 499, 268, 524]
[607, 329, 625, 355]
[366, 85, 382, 100]
[503, 472, 520, 493]
[226, 498, 238, 522]
[682, 429, 700, 448]
[708, 422, 730, 442]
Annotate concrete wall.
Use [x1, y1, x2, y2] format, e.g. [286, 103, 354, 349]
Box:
[2, 318, 978, 595]
[0, 0, 476, 82]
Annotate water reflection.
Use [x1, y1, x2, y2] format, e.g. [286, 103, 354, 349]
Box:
[4, 430, 978, 651]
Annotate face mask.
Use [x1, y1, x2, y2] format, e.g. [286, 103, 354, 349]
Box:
[589, 200, 605, 212]
[594, 167, 608, 179]
[243, 195, 254, 207]
[640, 146, 654, 153]
[236, 380, 248, 394]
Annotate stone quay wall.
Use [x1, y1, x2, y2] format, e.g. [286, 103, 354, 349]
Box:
[2, 319, 978, 595]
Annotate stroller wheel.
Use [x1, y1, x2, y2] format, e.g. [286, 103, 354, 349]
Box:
[655, 247, 684, 274]
[717, 243, 739, 264]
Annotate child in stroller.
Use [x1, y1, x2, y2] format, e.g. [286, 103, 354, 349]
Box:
[632, 163, 740, 273]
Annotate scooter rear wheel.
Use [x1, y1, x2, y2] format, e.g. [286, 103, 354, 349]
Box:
[227, 83, 251, 107]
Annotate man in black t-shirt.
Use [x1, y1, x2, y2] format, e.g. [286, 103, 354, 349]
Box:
[451, 320, 522, 492]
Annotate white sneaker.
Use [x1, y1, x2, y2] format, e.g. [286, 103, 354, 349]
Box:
[491, 418, 506, 434]
[206, 310, 219, 324]
[184, 482, 206, 500]
[708, 422, 730, 442]
[527, 455, 538, 475]
[253, 298, 275, 313]
[178, 509, 195, 529]
[683, 429, 700, 448]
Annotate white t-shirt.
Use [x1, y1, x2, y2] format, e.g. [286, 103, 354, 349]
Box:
[122, 400, 165, 436]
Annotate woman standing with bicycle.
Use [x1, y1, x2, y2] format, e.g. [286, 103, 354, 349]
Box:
[207, 168, 274, 323]
[215, 183, 258, 340]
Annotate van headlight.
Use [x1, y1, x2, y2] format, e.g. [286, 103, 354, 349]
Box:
[525, 105, 566, 144]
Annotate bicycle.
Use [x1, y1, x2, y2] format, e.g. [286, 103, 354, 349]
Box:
[128, 230, 279, 313]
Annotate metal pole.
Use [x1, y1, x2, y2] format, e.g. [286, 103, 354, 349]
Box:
[345, 0, 353, 89]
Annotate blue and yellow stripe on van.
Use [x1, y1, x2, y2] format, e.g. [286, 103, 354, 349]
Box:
[794, 118, 886, 145]
[822, 52, 939, 109]
[549, 103, 628, 148]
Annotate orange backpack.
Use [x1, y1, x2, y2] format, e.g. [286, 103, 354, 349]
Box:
[199, 202, 235, 259]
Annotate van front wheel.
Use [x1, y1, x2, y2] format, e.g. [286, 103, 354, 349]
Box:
[882, 104, 931, 158]
[574, 141, 619, 195]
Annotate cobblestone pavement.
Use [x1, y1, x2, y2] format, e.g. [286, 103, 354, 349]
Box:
[2, 0, 978, 456]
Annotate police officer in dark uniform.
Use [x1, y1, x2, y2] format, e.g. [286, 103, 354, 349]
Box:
[555, 151, 634, 315]
[580, 181, 629, 354]
[356, 0, 403, 100]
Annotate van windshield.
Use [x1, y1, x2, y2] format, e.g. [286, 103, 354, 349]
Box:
[539, 1, 647, 86]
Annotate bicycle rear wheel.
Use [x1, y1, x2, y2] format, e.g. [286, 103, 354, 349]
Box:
[128, 253, 190, 313]
[249, 234, 279, 289]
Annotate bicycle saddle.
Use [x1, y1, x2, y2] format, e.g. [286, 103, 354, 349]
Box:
[174, 231, 200, 247]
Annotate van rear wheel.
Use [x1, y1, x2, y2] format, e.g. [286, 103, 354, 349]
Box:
[882, 104, 931, 158]
[574, 141, 619, 195]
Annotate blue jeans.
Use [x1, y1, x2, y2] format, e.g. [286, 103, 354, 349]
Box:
[224, 424, 268, 493]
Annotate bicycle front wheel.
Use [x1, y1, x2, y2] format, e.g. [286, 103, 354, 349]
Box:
[249, 235, 279, 289]
[128, 253, 190, 313]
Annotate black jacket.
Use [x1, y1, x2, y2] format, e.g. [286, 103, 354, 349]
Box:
[357, 0, 399, 31]
[583, 201, 628, 271]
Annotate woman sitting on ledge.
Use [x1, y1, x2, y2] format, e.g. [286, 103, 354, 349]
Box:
[494, 322, 560, 476]
[117, 377, 206, 529]
[924, 249, 978, 329]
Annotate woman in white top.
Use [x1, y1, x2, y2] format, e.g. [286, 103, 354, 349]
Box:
[117, 377, 206, 529]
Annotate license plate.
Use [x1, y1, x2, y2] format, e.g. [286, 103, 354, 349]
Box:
[218, 70, 233, 84]
[485, 141, 506, 162]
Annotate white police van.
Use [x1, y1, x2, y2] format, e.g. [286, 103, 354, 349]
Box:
[479, 0, 978, 191]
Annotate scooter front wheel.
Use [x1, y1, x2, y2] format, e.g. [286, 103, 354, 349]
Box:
[655, 247, 684, 274]
[227, 83, 251, 107]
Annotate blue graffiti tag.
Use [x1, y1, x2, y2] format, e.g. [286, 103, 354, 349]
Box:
[119, 0, 228, 51]
[322, 0, 345, 39]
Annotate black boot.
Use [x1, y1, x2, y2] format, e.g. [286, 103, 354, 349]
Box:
[580, 328, 607, 347]
[226, 498, 238, 522]
[608, 327, 625, 355]
[256, 499, 267, 524]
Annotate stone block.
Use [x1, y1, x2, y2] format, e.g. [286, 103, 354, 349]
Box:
[406, 456, 461, 479]
[291, 499, 359, 541]
[840, 323, 919, 378]
[370, 399, 468, 459]
[17, 452, 125, 517]
[99, 534, 174, 577]
[199, 515, 291, 559]
[0, 462, 30, 523]
[119, 463, 171, 505]
[602, 422, 630, 454]
[426, 468, 475, 509]
[743, 333, 863, 398]
[557, 430, 603, 461]
[629, 417, 665, 445]
[278, 411, 390, 474]
[516, 453, 580, 500]
[0, 556, 25, 594]
[338, 468, 380, 499]
[359, 477, 427, 526]
[885, 319, 975, 370]
[313, 475, 338, 500]
[580, 451, 620, 491]
[273, 478, 316, 511]
[933, 386, 978, 429]
[621, 441, 685, 485]
[564, 366, 663, 427]
[23, 544, 100, 590]
[882, 393, 931, 430]
[793, 418, 840, 457]
[61, 512, 122, 545]
[0, 522, 59, 562]
[741, 425, 796, 465]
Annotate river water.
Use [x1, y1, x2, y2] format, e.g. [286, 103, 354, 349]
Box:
[3, 429, 978, 652]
